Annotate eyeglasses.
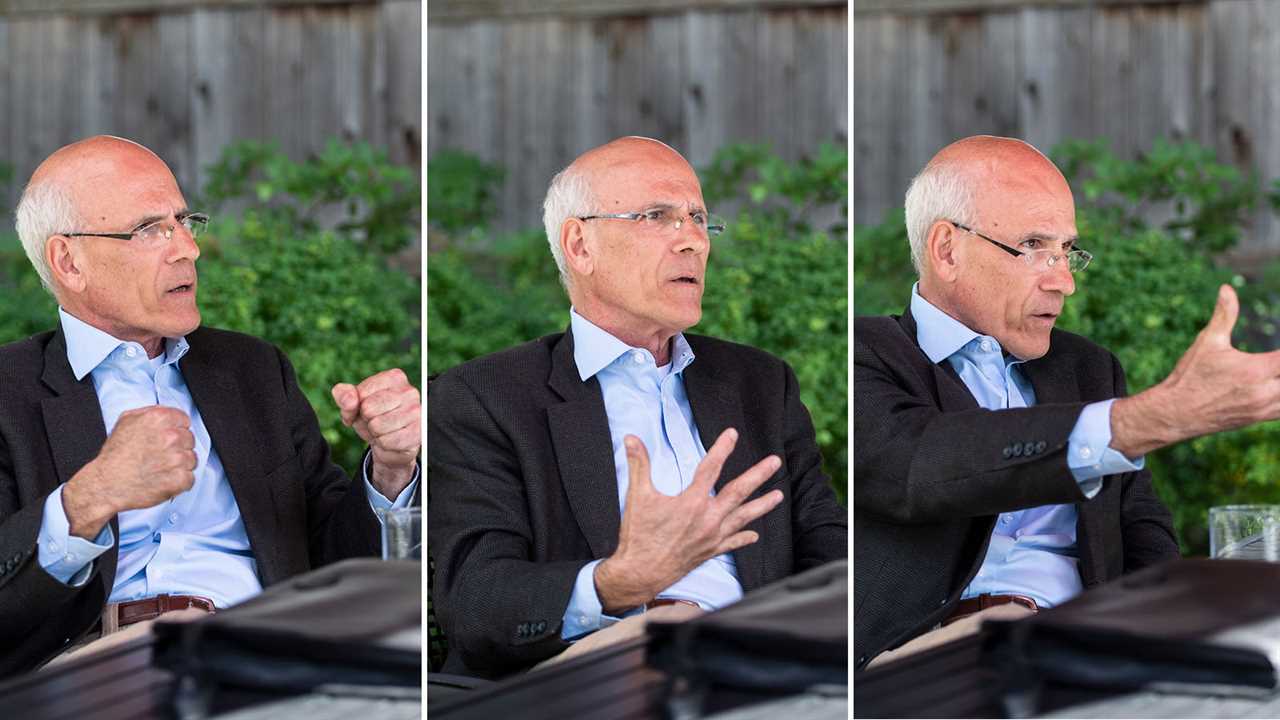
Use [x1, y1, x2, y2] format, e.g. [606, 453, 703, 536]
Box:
[951, 221, 1092, 273]
[62, 212, 209, 248]
[579, 205, 726, 238]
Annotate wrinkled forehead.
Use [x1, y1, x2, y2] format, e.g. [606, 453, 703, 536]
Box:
[590, 157, 704, 211]
[40, 145, 186, 227]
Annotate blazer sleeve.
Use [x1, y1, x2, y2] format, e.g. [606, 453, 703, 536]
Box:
[779, 361, 847, 570]
[427, 371, 582, 677]
[0, 437, 109, 677]
[853, 328, 1093, 524]
[274, 346, 382, 568]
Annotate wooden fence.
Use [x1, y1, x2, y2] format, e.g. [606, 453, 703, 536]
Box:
[428, 0, 847, 232]
[0, 0, 420, 210]
[855, 0, 1280, 264]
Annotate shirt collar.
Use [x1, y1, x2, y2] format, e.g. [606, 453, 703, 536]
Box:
[910, 283, 982, 364]
[569, 308, 695, 381]
[58, 308, 190, 380]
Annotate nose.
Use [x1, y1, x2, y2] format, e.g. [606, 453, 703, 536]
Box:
[1040, 255, 1075, 296]
[166, 221, 200, 263]
[672, 216, 709, 255]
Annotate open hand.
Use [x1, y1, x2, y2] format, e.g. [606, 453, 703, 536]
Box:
[593, 428, 785, 613]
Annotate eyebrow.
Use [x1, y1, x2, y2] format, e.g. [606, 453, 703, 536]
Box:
[646, 201, 707, 214]
[127, 207, 190, 232]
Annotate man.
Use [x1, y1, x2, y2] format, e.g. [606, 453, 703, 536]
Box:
[429, 136, 847, 678]
[854, 135, 1280, 671]
[0, 136, 421, 677]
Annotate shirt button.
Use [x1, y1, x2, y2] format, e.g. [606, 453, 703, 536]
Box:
[980, 340, 993, 352]
[1001, 516, 1010, 524]
[63, 553, 74, 562]
[632, 351, 645, 364]
[1079, 446, 1093, 460]
[153, 532, 161, 543]
[579, 615, 588, 624]
[168, 513, 179, 525]
[125, 346, 137, 358]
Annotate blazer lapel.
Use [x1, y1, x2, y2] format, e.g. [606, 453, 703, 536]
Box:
[897, 308, 979, 413]
[39, 329, 119, 584]
[178, 338, 281, 578]
[682, 344, 765, 591]
[545, 329, 622, 560]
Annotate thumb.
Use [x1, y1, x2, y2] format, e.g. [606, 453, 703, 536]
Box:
[1203, 284, 1239, 348]
[623, 435, 654, 499]
[331, 383, 359, 426]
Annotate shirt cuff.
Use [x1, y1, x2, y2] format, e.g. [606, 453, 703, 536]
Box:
[561, 560, 624, 641]
[362, 453, 420, 511]
[38, 484, 114, 586]
[1067, 399, 1144, 497]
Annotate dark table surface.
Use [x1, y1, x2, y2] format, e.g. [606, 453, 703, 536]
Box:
[0, 636, 172, 720]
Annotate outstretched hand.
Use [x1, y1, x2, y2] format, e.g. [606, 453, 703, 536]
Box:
[593, 428, 784, 613]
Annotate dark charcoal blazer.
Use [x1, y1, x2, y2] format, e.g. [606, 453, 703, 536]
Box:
[0, 326, 381, 677]
[853, 309, 1180, 671]
[428, 329, 848, 678]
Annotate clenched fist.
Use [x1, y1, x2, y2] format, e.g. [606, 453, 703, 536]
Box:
[331, 368, 421, 500]
[63, 405, 197, 539]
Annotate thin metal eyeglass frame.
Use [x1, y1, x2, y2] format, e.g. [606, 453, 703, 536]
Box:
[950, 220, 1092, 272]
[578, 209, 726, 237]
[62, 212, 210, 242]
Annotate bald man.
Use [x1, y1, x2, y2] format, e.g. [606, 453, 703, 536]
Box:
[0, 136, 421, 677]
[854, 136, 1280, 670]
[428, 137, 847, 677]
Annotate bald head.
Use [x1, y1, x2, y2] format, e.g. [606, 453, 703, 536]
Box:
[17, 136, 182, 293]
[904, 135, 1070, 274]
[542, 136, 700, 288]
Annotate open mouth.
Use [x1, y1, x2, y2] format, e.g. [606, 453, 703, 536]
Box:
[671, 275, 700, 285]
[168, 283, 195, 294]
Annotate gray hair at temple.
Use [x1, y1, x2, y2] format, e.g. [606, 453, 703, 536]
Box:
[903, 156, 976, 275]
[542, 166, 596, 289]
[14, 179, 81, 293]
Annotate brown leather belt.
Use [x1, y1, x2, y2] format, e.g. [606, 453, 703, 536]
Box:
[103, 594, 217, 634]
[942, 593, 1038, 626]
[644, 598, 700, 611]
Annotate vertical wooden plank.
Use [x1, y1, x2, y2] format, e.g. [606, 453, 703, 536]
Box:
[425, 21, 458, 155]
[191, 6, 233, 194]
[904, 14, 948, 185]
[939, 13, 988, 142]
[262, 4, 306, 159]
[1019, 6, 1092, 155]
[980, 10, 1021, 139]
[646, 13, 687, 155]
[0, 16, 9, 209]
[758, 9, 797, 158]
[571, 17, 612, 158]
[155, 11, 194, 194]
[853, 12, 887, 228]
[1250, 0, 1280, 258]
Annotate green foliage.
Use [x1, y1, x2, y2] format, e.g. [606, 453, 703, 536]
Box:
[0, 143, 420, 475]
[853, 138, 1280, 555]
[427, 143, 849, 501]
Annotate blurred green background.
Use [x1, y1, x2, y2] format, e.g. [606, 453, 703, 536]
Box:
[0, 141, 421, 475]
[427, 143, 849, 502]
[855, 138, 1280, 556]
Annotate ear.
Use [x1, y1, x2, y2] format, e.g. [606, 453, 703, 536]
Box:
[46, 234, 87, 294]
[925, 220, 961, 283]
[561, 217, 593, 278]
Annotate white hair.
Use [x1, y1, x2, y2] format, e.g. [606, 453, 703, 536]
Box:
[903, 158, 977, 275]
[14, 179, 81, 293]
[541, 166, 596, 289]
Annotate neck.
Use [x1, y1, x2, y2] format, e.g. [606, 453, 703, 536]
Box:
[573, 303, 677, 366]
[61, 304, 165, 359]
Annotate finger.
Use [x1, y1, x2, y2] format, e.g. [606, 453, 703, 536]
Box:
[689, 428, 739, 495]
[713, 530, 759, 556]
[1202, 284, 1239, 348]
[624, 435, 655, 498]
[356, 368, 411, 398]
[371, 422, 421, 455]
[358, 388, 409, 419]
[368, 406, 417, 438]
[147, 405, 191, 428]
[721, 489, 784, 535]
[715, 454, 781, 509]
[331, 383, 360, 426]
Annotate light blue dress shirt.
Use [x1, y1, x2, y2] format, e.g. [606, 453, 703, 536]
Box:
[37, 309, 416, 609]
[910, 285, 1142, 609]
[560, 309, 743, 641]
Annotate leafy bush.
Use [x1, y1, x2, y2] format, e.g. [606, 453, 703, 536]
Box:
[0, 142, 420, 474]
[853, 138, 1280, 554]
[427, 143, 849, 501]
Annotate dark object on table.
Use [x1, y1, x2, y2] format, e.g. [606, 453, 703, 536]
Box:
[981, 558, 1280, 716]
[152, 558, 420, 717]
[646, 559, 847, 716]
